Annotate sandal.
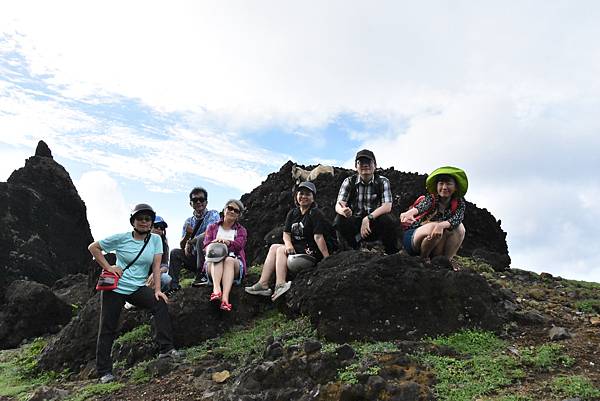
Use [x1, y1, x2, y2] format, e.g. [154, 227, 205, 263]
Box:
[244, 282, 272, 297]
[220, 301, 232, 312]
[209, 291, 222, 302]
[271, 281, 292, 301]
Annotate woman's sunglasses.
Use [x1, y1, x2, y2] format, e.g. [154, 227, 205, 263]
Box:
[226, 205, 241, 214]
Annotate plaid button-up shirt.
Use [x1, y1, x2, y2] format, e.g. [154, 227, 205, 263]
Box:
[336, 174, 393, 217]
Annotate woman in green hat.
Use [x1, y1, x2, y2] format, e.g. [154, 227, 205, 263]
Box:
[399, 166, 467, 269]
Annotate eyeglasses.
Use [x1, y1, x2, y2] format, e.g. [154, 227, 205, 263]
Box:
[226, 205, 241, 214]
[190, 197, 206, 203]
[134, 215, 153, 222]
[356, 158, 373, 166]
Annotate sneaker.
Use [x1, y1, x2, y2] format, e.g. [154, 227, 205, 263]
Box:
[99, 372, 116, 383]
[158, 348, 183, 359]
[192, 276, 209, 287]
[271, 281, 292, 301]
[244, 282, 272, 297]
[124, 302, 136, 310]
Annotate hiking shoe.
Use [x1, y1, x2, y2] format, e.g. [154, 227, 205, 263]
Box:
[158, 348, 183, 359]
[271, 281, 292, 301]
[124, 302, 136, 310]
[99, 372, 116, 384]
[244, 282, 272, 297]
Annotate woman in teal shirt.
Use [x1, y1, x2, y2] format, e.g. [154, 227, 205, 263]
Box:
[88, 204, 179, 384]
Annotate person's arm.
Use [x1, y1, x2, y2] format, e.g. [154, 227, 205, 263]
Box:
[228, 225, 247, 253]
[314, 234, 329, 258]
[151, 253, 168, 301]
[282, 231, 294, 254]
[446, 198, 466, 230]
[335, 178, 353, 217]
[88, 241, 123, 277]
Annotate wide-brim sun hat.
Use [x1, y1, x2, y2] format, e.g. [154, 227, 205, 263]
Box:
[425, 166, 468, 198]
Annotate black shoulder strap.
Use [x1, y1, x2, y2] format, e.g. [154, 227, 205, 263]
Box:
[123, 233, 151, 273]
[347, 174, 383, 207]
[190, 214, 206, 238]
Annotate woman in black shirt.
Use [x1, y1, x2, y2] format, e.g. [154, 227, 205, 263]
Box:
[245, 181, 330, 301]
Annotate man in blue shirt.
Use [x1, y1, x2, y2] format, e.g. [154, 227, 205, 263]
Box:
[334, 149, 399, 254]
[168, 187, 220, 291]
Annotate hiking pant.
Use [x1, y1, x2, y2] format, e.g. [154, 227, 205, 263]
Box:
[96, 286, 174, 375]
[333, 213, 399, 254]
[168, 248, 205, 288]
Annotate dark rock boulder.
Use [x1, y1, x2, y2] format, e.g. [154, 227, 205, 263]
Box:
[284, 251, 510, 342]
[240, 161, 509, 270]
[52, 273, 94, 308]
[0, 140, 93, 295]
[0, 280, 72, 349]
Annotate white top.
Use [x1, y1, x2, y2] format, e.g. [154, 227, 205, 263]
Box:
[216, 226, 236, 242]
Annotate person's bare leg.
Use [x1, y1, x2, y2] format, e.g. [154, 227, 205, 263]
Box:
[256, 244, 282, 287]
[443, 224, 466, 259]
[221, 257, 240, 305]
[210, 261, 224, 294]
[274, 245, 289, 285]
[412, 223, 442, 259]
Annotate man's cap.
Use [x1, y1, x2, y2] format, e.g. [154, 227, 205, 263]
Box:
[355, 149, 376, 163]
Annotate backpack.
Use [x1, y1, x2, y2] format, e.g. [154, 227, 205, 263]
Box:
[345, 174, 385, 212]
[402, 194, 459, 230]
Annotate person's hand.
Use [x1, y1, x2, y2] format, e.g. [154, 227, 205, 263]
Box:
[285, 245, 295, 255]
[155, 290, 169, 303]
[184, 242, 192, 257]
[400, 212, 416, 225]
[360, 217, 372, 238]
[109, 265, 123, 277]
[339, 205, 353, 218]
[146, 275, 155, 286]
[185, 224, 194, 235]
[427, 223, 445, 240]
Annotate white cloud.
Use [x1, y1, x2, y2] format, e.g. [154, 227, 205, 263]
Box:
[75, 171, 129, 241]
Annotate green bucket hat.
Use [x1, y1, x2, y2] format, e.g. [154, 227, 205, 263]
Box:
[425, 166, 468, 198]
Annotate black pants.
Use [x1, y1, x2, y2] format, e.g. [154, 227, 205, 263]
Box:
[96, 287, 174, 375]
[334, 213, 399, 254]
[168, 248, 205, 288]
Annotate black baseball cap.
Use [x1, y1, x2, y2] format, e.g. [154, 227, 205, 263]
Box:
[355, 149, 376, 164]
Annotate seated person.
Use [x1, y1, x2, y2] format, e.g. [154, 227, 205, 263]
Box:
[400, 166, 467, 270]
[203, 199, 247, 312]
[334, 149, 398, 254]
[147, 216, 172, 292]
[169, 187, 220, 291]
[245, 182, 330, 301]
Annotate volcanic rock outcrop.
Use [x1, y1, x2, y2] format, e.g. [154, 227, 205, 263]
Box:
[0, 280, 72, 349]
[240, 162, 509, 270]
[0, 141, 93, 296]
[285, 251, 511, 342]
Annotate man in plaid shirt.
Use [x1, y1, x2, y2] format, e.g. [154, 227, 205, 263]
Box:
[334, 149, 399, 254]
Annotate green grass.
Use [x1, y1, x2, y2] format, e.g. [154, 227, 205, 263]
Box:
[128, 360, 152, 384]
[0, 338, 62, 400]
[520, 343, 574, 371]
[454, 256, 495, 273]
[549, 375, 600, 400]
[64, 382, 124, 401]
[185, 311, 315, 363]
[416, 330, 525, 401]
[246, 264, 263, 276]
[575, 299, 600, 313]
[114, 324, 151, 346]
[323, 340, 397, 384]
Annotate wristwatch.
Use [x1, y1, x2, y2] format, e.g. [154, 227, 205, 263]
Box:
[367, 213, 374, 221]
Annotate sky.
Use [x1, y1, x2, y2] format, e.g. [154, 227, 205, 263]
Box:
[1, 1, 599, 282]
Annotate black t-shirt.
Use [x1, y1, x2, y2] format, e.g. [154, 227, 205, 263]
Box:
[284, 206, 326, 260]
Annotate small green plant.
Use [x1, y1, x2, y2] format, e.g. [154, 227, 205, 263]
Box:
[520, 343, 574, 371]
[550, 375, 600, 400]
[575, 299, 600, 313]
[338, 362, 360, 384]
[329, 341, 396, 384]
[246, 264, 263, 276]
[114, 324, 151, 346]
[128, 360, 152, 384]
[454, 256, 495, 273]
[429, 329, 505, 356]
[180, 278, 195, 288]
[65, 382, 124, 401]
